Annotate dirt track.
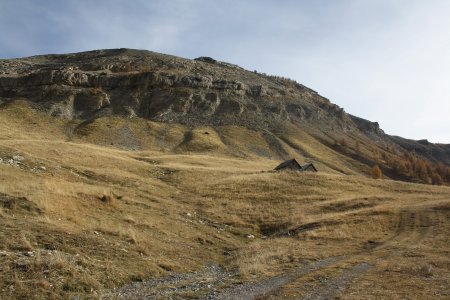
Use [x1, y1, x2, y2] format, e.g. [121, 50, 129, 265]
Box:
[270, 205, 447, 300]
[211, 204, 446, 300]
[373, 208, 434, 251]
[101, 203, 449, 299]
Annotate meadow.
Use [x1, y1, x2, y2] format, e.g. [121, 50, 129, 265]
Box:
[0, 101, 449, 299]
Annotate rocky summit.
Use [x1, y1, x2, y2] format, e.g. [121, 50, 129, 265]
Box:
[0, 48, 449, 174]
[0, 49, 348, 128]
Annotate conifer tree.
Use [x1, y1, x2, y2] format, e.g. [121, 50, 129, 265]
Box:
[372, 165, 382, 179]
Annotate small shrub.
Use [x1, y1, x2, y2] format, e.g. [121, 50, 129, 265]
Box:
[372, 165, 383, 179]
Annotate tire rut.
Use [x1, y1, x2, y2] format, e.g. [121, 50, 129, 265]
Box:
[101, 207, 443, 300]
[369, 208, 435, 251]
[210, 258, 339, 300]
[294, 208, 441, 300]
[300, 263, 373, 300]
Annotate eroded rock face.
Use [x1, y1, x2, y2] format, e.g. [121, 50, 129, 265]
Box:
[0, 48, 356, 132]
[349, 115, 385, 136]
[2, 49, 449, 165]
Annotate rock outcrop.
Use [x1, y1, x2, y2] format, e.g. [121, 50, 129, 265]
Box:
[0, 49, 354, 131]
[1, 48, 449, 165]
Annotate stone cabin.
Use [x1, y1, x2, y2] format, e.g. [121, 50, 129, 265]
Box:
[274, 159, 318, 172]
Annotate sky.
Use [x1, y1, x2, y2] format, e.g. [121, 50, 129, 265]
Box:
[1, 0, 449, 143]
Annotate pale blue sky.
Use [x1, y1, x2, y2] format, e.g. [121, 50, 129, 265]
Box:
[1, 0, 449, 142]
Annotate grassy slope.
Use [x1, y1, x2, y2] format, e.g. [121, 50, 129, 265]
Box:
[0, 101, 449, 298]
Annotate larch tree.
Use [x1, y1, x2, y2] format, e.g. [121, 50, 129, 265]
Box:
[372, 165, 383, 179]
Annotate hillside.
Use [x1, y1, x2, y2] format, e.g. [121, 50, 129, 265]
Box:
[1, 49, 449, 183]
[0, 49, 449, 299]
[0, 108, 449, 299]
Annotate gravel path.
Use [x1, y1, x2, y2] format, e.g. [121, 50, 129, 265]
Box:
[101, 207, 439, 299]
[301, 263, 372, 300]
[210, 258, 338, 300]
[101, 264, 238, 299]
[100, 259, 339, 300]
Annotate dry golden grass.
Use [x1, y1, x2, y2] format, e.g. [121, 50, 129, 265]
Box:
[0, 102, 449, 299]
[234, 238, 297, 278]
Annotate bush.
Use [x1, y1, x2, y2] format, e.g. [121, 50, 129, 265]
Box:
[372, 165, 383, 179]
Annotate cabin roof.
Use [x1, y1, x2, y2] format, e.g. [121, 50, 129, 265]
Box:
[300, 163, 318, 172]
[274, 158, 301, 170]
[274, 159, 317, 172]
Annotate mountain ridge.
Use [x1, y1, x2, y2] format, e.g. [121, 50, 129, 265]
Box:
[1, 48, 449, 182]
